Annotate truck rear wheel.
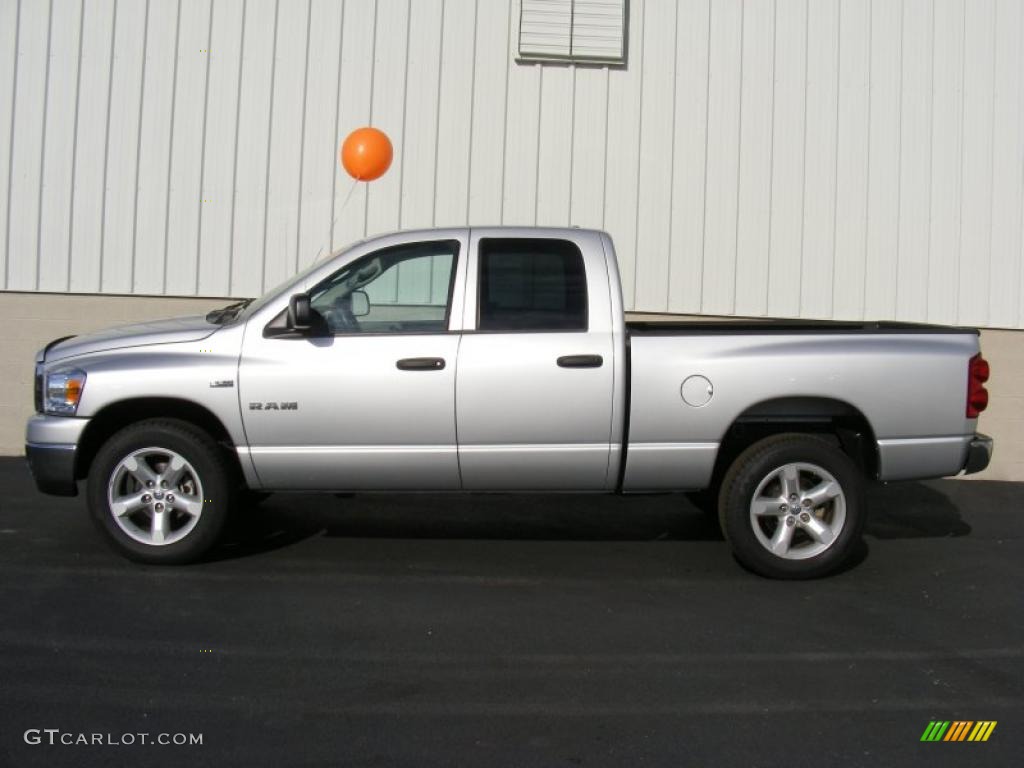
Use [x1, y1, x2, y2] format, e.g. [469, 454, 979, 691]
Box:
[87, 419, 234, 564]
[718, 433, 865, 579]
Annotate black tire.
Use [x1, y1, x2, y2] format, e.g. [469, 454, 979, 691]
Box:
[87, 419, 235, 564]
[718, 433, 865, 579]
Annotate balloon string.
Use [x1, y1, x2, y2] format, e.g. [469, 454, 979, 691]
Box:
[339, 176, 360, 211]
[317, 177, 361, 263]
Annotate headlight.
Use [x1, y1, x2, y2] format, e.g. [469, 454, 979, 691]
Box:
[44, 369, 87, 415]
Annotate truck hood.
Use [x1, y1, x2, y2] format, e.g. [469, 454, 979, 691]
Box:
[42, 315, 219, 363]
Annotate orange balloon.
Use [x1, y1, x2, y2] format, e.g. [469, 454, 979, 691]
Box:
[340, 127, 393, 181]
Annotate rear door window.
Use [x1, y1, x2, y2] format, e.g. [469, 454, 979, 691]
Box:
[477, 239, 587, 332]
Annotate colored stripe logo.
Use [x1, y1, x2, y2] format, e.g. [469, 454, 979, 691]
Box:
[921, 721, 997, 742]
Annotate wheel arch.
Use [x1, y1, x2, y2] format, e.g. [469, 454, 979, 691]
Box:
[75, 398, 240, 481]
[710, 396, 879, 489]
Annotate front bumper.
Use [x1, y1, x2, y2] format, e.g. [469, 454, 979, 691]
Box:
[962, 433, 993, 475]
[24, 415, 91, 497]
[25, 442, 78, 496]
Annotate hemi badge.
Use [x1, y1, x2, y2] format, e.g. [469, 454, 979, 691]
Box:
[210, 380, 234, 388]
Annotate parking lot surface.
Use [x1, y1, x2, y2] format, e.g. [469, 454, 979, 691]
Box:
[0, 457, 1021, 767]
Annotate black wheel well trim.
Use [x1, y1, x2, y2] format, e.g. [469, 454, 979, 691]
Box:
[709, 396, 880, 488]
[75, 398, 241, 481]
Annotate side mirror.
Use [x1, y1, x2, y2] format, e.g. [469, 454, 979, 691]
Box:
[350, 290, 370, 317]
[287, 293, 313, 331]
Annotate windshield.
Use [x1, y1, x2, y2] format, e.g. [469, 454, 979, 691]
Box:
[206, 246, 352, 325]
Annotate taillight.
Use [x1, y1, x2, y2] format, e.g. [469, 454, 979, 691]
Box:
[966, 354, 990, 418]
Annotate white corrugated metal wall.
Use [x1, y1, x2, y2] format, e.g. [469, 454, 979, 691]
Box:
[2, 0, 1023, 327]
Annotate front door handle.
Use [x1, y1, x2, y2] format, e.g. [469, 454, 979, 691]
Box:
[557, 354, 603, 369]
[396, 357, 446, 371]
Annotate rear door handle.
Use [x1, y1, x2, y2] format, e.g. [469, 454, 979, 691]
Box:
[396, 357, 446, 371]
[557, 354, 603, 369]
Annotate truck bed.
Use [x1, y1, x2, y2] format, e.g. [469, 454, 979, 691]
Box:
[626, 317, 980, 336]
[621, 317, 981, 490]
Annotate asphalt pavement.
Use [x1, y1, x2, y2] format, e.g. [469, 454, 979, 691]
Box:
[0, 456, 1021, 767]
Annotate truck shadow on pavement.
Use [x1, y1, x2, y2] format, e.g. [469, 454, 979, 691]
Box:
[214, 480, 970, 561]
[215, 492, 724, 560]
[864, 481, 972, 538]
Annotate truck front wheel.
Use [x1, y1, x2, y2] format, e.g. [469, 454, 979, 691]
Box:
[87, 419, 234, 564]
[718, 434, 865, 579]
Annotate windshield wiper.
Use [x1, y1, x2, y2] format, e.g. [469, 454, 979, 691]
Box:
[206, 298, 253, 324]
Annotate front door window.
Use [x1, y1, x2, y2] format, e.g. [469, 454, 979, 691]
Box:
[309, 241, 459, 335]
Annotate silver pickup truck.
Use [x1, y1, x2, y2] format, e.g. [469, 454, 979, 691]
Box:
[26, 227, 992, 578]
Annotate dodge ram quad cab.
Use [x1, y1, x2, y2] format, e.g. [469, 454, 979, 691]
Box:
[26, 227, 993, 578]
